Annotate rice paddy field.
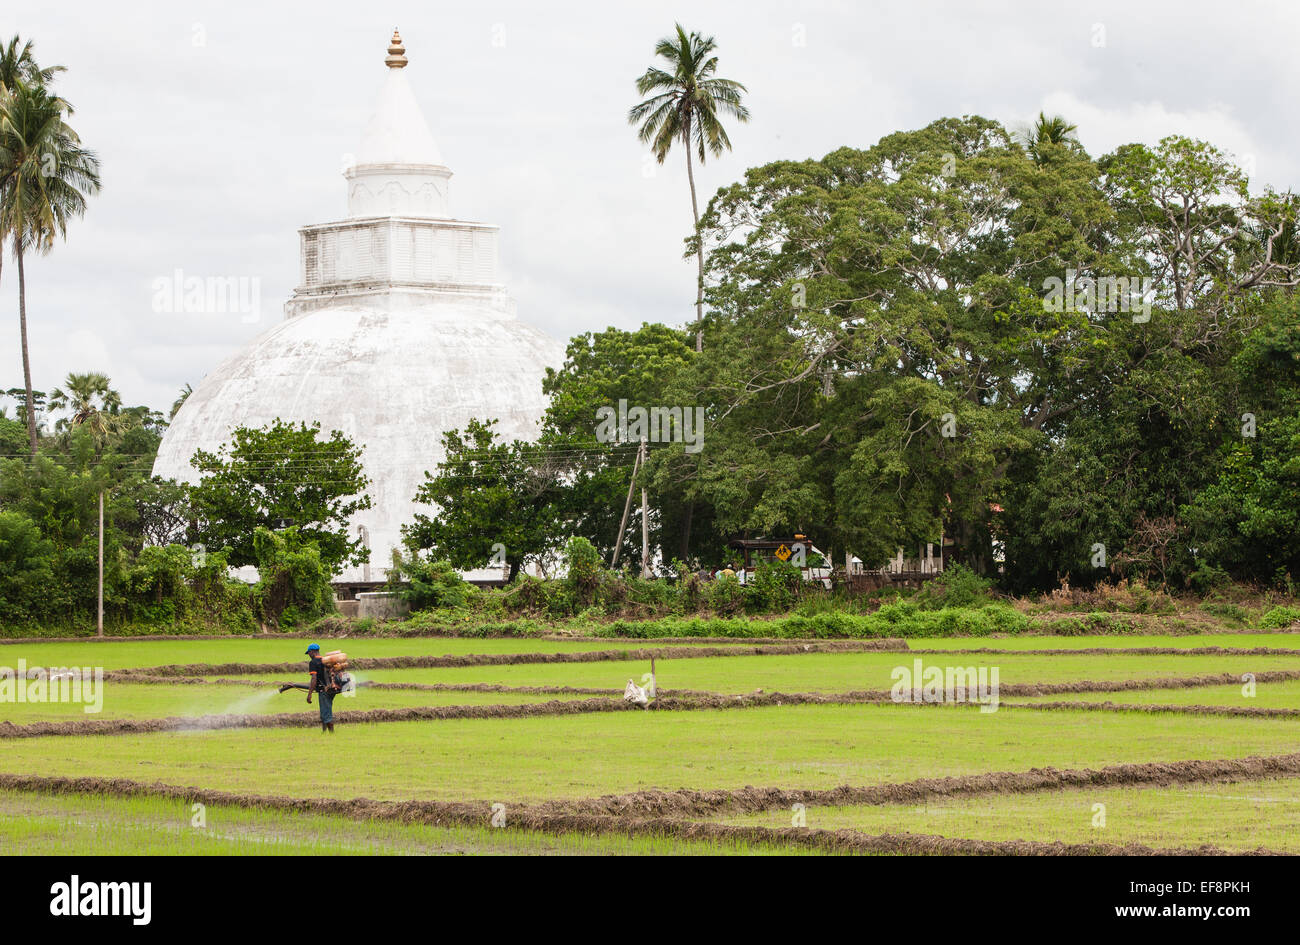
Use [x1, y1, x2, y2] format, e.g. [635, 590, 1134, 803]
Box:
[3, 626, 1300, 856]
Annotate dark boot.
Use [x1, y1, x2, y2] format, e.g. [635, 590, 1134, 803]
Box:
[321, 722, 328, 733]
[327, 723, 335, 733]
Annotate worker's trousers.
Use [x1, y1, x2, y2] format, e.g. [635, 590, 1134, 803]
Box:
[317, 690, 334, 724]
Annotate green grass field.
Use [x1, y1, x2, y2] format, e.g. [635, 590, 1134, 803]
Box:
[3, 630, 1298, 854]
[347, 651, 1300, 692]
[0, 635, 755, 672]
[0, 681, 610, 723]
[0, 790, 820, 856]
[719, 776, 1300, 853]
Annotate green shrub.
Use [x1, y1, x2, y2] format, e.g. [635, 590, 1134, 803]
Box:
[0, 511, 57, 626]
[250, 527, 334, 628]
[592, 603, 1029, 639]
[1198, 601, 1250, 626]
[387, 553, 471, 611]
[1260, 605, 1300, 629]
[705, 573, 744, 616]
[745, 560, 802, 612]
[564, 536, 604, 606]
[915, 564, 992, 610]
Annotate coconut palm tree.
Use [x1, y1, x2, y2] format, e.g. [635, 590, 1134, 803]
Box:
[1017, 112, 1080, 164]
[48, 371, 123, 444]
[629, 24, 749, 352]
[0, 79, 101, 454]
[0, 37, 66, 453]
[170, 382, 193, 420]
[0, 36, 65, 93]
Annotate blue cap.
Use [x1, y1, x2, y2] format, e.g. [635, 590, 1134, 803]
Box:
[305, 643, 320, 654]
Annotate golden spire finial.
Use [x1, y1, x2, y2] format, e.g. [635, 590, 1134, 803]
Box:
[385, 29, 408, 68]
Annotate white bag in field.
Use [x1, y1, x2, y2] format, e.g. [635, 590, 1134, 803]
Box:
[623, 678, 650, 707]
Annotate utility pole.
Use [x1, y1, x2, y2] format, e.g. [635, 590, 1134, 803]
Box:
[640, 438, 650, 579]
[610, 443, 641, 568]
[97, 490, 104, 637]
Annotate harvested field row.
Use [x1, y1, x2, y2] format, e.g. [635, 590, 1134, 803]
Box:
[105, 639, 907, 677]
[515, 751, 1300, 819]
[718, 775, 1300, 853]
[103, 674, 621, 696]
[8, 670, 1299, 738]
[0, 789, 822, 856]
[7, 703, 1299, 803]
[1001, 701, 1300, 719]
[0, 691, 908, 738]
[118, 671, 1299, 702]
[0, 774, 1263, 856]
[355, 651, 1300, 695]
[0, 698, 636, 737]
[995, 668, 1300, 696]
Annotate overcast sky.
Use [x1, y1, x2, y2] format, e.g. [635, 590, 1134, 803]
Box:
[6, 0, 1299, 414]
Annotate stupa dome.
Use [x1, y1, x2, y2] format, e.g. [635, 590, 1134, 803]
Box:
[153, 30, 564, 582]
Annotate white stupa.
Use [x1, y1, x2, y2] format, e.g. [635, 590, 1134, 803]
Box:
[154, 30, 564, 582]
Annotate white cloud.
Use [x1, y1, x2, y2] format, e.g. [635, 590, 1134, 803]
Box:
[4, 0, 1296, 414]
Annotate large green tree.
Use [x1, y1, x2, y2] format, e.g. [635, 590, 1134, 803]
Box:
[685, 116, 1125, 571]
[404, 419, 567, 581]
[188, 420, 371, 573]
[540, 322, 699, 567]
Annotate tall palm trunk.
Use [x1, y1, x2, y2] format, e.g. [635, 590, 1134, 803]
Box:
[17, 246, 36, 455]
[684, 117, 704, 353]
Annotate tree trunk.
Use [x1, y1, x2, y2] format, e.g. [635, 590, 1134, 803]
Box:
[507, 559, 520, 583]
[17, 247, 37, 455]
[684, 123, 704, 353]
[679, 499, 694, 562]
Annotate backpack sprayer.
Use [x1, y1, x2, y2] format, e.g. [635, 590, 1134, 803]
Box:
[278, 650, 355, 695]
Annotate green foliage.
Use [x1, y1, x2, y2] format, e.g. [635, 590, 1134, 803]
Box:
[189, 420, 371, 573]
[387, 553, 471, 611]
[250, 527, 334, 628]
[1197, 601, 1249, 626]
[744, 559, 802, 612]
[593, 604, 1030, 639]
[0, 414, 27, 455]
[564, 536, 604, 605]
[704, 572, 744, 616]
[1184, 411, 1300, 585]
[914, 564, 992, 610]
[405, 418, 565, 582]
[1259, 606, 1300, 629]
[0, 510, 55, 624]
[540, 323, 700, 569]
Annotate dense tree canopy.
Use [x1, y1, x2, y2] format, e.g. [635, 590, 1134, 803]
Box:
[188, 419, 371, 572]
[5, 112, 1300, 634]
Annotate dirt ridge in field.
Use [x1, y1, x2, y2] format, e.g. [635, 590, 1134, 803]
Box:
[995, 668, 1300, 696]
[0, 773, 1275, 856]
[0, 690, 907, 738]
[10, 671, 1300, 739]
[520, 752, 1300, 819]
[101, 639, 907, 677]
[1002, 700, 1300, 718]
[101, 674, 623, 696]
[0, 698, 640, 738]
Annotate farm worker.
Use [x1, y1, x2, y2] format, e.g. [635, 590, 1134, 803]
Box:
[304, 643, 334, 734]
